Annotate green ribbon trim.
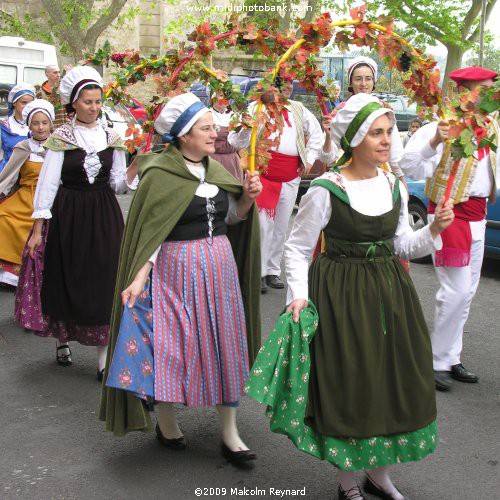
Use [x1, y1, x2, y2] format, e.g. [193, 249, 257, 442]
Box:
[334, 102, 384, 168]
[332, 237, 393, 336]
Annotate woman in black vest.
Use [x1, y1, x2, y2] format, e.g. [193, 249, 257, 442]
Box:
[27, 66, 137, 379]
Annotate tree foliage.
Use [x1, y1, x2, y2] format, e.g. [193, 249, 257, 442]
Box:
[355, 0, 498, 79]
[0, 0, 135, 61]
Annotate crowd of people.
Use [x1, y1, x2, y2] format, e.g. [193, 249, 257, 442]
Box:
[0, 57, 497, 499]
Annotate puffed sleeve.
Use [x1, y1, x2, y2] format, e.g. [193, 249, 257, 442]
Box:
[225, 193, 247, 225]
[400, 122, 443, 180]
[394, 182, 442, 259]
[32, 149, 64, 219]
[109, 149, 138, 193]
[284, 185, 331, 304]
[301, 106, 324, 165]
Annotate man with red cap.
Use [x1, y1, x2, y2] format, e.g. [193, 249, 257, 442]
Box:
[229, 73, 335, 293]
[401, 66, 498, 391]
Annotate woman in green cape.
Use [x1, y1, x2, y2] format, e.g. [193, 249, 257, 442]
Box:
[247, 94, 455, 499]
[100, 93, 262, 463]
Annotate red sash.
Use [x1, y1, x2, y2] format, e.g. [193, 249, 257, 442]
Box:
[256, 151, 300, 218]
[428, 197, 486, 267]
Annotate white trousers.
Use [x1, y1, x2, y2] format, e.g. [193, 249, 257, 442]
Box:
[259, 177, 300, 277]
[429, 217, 486, 371]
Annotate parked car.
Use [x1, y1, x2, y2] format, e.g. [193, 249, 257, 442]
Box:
[0, 82, 13, 117]
[126, 97, 147, 123]
[373, 93, 418, 131]
[406, 178, 500, 259]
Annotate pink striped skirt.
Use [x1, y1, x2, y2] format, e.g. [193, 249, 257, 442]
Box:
[152, 235, 249, 406]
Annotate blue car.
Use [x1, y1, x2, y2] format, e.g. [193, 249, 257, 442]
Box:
[406, 178, 500, 259]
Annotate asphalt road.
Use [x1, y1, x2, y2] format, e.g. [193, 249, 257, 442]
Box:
[1, 194, 499, 500]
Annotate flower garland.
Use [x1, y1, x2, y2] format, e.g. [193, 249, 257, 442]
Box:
[83, 7, 498, 173]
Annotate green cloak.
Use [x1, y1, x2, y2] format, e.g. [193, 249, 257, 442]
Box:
[99, 145, 261, 436]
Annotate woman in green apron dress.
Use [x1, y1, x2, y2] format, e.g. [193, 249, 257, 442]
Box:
[247, 94, 455, 500]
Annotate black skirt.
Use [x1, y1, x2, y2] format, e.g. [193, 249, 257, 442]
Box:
[41, 147, 124, 326]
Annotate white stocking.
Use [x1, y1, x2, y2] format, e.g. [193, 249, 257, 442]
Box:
[367, 466, 404, 500]
[216, 405, 249, 452]
[97, 345, 107, 371]
[157, 403, 183, 439]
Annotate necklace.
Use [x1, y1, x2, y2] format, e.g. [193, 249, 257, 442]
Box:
[182, 154, 203, 164]
[13, 116, 26, 126]
[75, 117, 97, 126]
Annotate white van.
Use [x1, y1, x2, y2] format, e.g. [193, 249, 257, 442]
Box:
[0, 36, 58, 116]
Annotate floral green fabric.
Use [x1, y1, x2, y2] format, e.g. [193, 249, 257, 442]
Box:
[245, 305, 438, 471]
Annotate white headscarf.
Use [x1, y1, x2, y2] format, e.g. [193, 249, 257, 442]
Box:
[7, 83, 36, 115]
[154, 93, 210, 143]
[22, 99, 55, 127]
[59, 66, 103, 105]
[347, 56, 378, 84]
[331, 94, 394, 165]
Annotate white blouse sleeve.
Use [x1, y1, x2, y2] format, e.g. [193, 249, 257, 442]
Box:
[227, 127, 252, 150]
[109, 149, 138, 193]
[148, 246, 161, 265]
[225, 192, 247, 225]
[394, 183, 442, 259]
[318, 134, 339, 165]
[284, 185, 331, 304]
[400, 122, 443, 180]
[32, 149, 64, 219]
[302, 106, 324, 165]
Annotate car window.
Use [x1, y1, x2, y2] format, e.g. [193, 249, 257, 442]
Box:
[23, 67, 46, 86]
[0, 64, 17, 84]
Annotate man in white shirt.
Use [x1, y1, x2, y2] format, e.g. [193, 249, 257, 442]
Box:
[229, 74, 334, 293]
[400, 66, 498, 391]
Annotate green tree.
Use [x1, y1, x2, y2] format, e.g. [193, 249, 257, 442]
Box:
[0, 0, 138, 61]
[356, 0, 498, 81]
[466, 39, 500, 69]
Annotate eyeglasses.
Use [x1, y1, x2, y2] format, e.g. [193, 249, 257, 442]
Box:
[192, 125, 220, 133]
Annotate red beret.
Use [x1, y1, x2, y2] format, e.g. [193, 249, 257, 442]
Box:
[448, 66, 498, 85]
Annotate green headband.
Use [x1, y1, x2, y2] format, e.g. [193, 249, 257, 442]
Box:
[334, 101, 384, 168]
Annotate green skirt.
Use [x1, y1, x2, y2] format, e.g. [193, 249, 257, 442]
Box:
[245, 305, 438, 471]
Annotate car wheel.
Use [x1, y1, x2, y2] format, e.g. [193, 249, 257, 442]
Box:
[408, 200, 431, 263]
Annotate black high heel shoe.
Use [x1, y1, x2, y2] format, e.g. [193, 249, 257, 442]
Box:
[221, 441, 256, 463]
[363, 476, 409, 500]
[338, 484, 366, 500]
[155, 423, 186, 450]
[56, 344, 72, 366]
[97, 369, 105, 382]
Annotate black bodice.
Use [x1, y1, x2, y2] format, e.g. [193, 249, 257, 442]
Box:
[167, 188, 229, 241]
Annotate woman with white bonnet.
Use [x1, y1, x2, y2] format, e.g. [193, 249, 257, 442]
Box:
[282, 94, 454, 499]
[26, 66, 137, 378]
[323, 56, 405, 181]
[0, 99, 54, 287]
[0, 83, 36, 173]
[101, 92, 262, 465]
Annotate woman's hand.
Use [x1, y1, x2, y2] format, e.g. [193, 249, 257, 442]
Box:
[430, 121, 450, 149]
[28, 233, 42, 259]
[28, 219, 44, 258]
[236, 171, 262, 219]
[429, 197, 455, 237]
[321, 113, 332, 135]
[242, 171, 262, 200]
[121, 261, 153, 307]
[286, 299, 309, 323]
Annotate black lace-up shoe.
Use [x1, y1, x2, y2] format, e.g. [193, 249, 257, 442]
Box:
[265, 275, 285, 289]
[434, 370, 452, 391]
[451, 363, 478, 383]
